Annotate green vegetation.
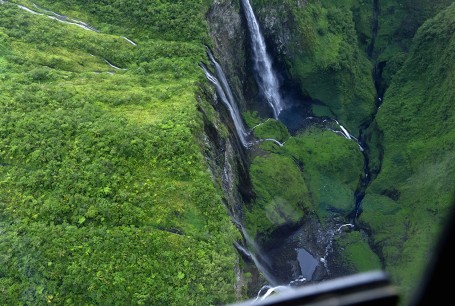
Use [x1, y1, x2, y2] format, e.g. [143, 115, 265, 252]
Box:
[2, 0, 454, 304]
[245, 126, 364, 241]
[374, 0, 453, 84]
[251, 119, 289, 143]
[0, 1, 241, 305]
[246, 153, 310, 241]
[361, 4, 455, 304]
[253, 0, 376, 134]
[333, 231, 382, 274]
[248, 2, 454, 304]
[285, 128, 364, 220]
[21, 0, 211, 42]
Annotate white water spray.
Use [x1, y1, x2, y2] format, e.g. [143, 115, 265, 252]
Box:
[234, 242, 277, 286]
[319, 223, 356, 274]
[201, 48, 287, 149]
[48, 15, 98, 32]
[255, 285, 293, 301]
[240, 0, 284, 119]
[250, 118, 272, 130]
[104, 59, 126, 70]
[334, 120, 352, 140]
[200, 60, 251, 147]
[330, 119, 365, 152]
[253, 138, 285, 147]
[17, 4, 40, 15]
[337, 223, 355, 232]
[122, 36, 137, 46]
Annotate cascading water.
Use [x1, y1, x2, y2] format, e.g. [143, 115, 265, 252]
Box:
[200, 48, 287, 148]
[13, 1, 100, 32]
[240, 0, 284, 119]
[200, 50, 364, 298]
[231, 216, 280, 289]
[234, 242, 277, 286]
[199, 48, 252, 148]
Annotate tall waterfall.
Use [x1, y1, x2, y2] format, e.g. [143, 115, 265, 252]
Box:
[200, 48, 251, 147]
[240, 0, 284, 119]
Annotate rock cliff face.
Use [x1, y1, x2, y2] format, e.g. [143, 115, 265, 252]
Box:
[206, 0, 251, 112]
[198, 78, 265, 226]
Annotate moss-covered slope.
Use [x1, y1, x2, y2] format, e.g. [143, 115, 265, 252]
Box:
[244, 119, 364, 242]
[252, 0, 376, 134]
[240, 2, 455, 303]
[360, 4, 455, 304]
[374, 0, 454, 91]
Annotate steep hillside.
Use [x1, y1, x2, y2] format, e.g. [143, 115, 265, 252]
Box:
[2, 0, 453, 304]
[373, 0, 454, 93]
[360, 4, 455, 304]
[0, 1, 241, 304]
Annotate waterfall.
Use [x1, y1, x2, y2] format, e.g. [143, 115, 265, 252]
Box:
[255, 285, 293, 301]
[234, 242, 277, 286]
[104, 59, 126, 70]
[200, 48, 288, 148]
[337, 223, 355, 232]
[200, 48, 251, 148]
[17, 4, 40, 15]
[240, 0, 284, 119]
[230, 214, 278, 287]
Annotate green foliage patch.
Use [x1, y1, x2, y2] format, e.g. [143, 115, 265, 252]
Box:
[251, 119, 290, 143]
[285, 128, 364, 220]
[246, 125, 364, 240]
[26, 0, 211, 42]
[245, 153, 310, 240]
[333, 230, 382, 273]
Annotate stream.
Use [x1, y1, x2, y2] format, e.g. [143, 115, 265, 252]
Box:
[4, 0, 137, 70]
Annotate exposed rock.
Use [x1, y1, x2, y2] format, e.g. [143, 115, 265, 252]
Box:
[206, 0, 250, 111]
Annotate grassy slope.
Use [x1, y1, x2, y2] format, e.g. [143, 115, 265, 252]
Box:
[244, 120, 309, 240]
[0, 1, 240, 305]
[360, 4, 455, 304]
[284, 128, 364, 221]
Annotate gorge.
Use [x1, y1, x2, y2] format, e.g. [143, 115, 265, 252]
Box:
[0, 0, 454, 305]
[205, 0, 455, 304]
